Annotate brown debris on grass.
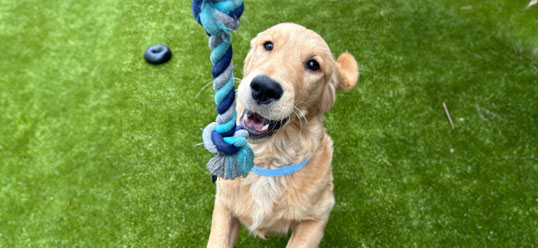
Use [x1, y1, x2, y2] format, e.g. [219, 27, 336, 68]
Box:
[461, 6, 473, 11]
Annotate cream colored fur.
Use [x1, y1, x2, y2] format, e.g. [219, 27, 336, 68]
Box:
[207, 23, 359, 248]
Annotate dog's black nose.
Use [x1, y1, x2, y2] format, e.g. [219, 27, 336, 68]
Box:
[250, 75, 283, 105]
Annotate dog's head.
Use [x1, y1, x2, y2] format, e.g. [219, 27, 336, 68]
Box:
[238, 23, 359, 141]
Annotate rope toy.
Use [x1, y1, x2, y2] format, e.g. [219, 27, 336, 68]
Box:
[192, 0, 254, 181]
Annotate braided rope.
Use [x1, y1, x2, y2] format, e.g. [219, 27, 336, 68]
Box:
[192, 0, 253, 180]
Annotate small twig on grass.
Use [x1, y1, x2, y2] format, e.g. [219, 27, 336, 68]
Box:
[443, 102, 455, 130]
[461, 5, 472, 11]
[380, 158, 392, 166]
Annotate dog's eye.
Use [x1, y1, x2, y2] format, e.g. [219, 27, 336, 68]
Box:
[306, 59, 320, 71]
[263, 41, 273, 51]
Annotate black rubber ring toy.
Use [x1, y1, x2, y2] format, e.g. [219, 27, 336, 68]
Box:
[144, 45, 172, 65]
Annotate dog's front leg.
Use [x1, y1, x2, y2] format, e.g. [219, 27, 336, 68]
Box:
[286, 218, 329, 248]
[207, 199, 240, 248]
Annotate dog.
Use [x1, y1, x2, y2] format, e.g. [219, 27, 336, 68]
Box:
[207, 23, 359, 248]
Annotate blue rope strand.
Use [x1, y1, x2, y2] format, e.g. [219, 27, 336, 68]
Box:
[214, 76, 234, 104]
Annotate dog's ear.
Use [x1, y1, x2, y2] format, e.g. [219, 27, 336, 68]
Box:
[319, 53, 358, 113]
[335, 52, 359, 91]
[319, 80, 336, 113]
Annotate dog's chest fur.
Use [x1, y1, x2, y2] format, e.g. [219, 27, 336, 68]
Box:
[215, 136, 335, 238]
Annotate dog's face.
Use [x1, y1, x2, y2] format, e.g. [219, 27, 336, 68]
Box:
[238, 23, 359, 141]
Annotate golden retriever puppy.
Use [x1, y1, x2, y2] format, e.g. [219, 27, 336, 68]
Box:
[208, 23, 359, 248]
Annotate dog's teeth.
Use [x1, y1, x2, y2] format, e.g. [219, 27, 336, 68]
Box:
[262, 124, 269, 131]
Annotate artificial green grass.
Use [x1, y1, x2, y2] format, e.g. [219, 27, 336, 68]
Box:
[1, 0, 537, 246]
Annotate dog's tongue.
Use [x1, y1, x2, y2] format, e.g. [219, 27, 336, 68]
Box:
[245, 112, 269, 132]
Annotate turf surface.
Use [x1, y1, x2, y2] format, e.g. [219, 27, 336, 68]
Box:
[1, 0, 537, 247]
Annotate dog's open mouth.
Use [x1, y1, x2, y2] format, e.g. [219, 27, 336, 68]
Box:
[240, 110, 288, 139]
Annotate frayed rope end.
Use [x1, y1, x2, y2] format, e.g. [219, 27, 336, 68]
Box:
[205, 145, 253, 180]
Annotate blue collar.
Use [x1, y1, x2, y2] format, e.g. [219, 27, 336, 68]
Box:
[251, 159, 310, 177]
